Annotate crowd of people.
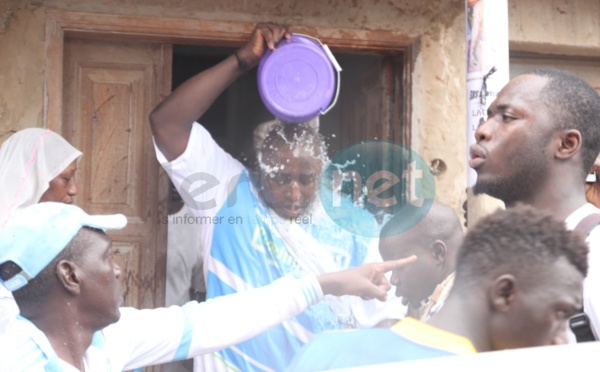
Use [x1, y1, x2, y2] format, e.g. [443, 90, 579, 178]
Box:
[1, 20, 600, 371]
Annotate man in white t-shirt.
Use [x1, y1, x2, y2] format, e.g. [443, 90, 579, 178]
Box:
[0, 202, 413, 371]
[149, 22, 394, 371]
[164, 198, 205, 372]
[0, 284, 18, 334]
[469, 67, 600, 341]
[166, 197, 206, 307]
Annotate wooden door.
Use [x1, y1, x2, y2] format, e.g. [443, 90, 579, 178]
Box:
[340, 55, 400, 147]
[62, 37, 171, 311]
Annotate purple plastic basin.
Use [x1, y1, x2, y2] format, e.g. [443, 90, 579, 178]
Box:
[257, 34, 337, 123]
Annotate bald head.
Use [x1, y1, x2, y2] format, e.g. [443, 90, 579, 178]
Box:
[381, 200, 463, 248]
[379, 201, 463, 306]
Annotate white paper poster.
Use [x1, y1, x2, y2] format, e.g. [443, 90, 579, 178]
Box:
[466, 0, 509, 187]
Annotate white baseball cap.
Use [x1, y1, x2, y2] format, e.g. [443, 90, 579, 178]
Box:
[0, 202, 126, 291]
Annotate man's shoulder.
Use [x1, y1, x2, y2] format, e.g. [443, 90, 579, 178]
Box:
[579, 206, 600, 242]
[0, 320, 48, 371]
[312, 192, 380, 239]
[589, 223, 600, 236]
[301, 328, 400, 355]
[566, 204, 600, 233]
[288, 327, 454, 371]
[287, 329, 400, 371]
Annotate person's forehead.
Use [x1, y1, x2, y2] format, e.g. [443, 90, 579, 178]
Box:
[268, 138, 319, 153]
[62, 159, 78, 173]
[529, 257, 583, 301]
[66, 158, 78, 169]
[379, 231, 422, 253]
[80, 227, 112, 250]
[548, 257, 584, 287]
[262, 145, 322, 167]
[493, 74, 549, 107]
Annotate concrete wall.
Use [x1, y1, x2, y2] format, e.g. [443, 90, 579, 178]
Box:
[1, 0, 599, 218]
[510, 0, 600, 57]
[0, 0, 47, 141]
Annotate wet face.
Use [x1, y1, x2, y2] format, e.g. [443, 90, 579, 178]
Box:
[470, 75, 557, 204]
[259, 142, 322, 219]
[379, 232, 442, 307]
[77, 229, 123, 329]
[490, 257, 583, 349]
[39, 159, 78, 204]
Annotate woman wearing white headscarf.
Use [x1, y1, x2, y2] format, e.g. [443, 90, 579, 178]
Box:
[0, 127, 82, 334]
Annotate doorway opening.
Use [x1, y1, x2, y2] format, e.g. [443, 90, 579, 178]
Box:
[171, 45, 402, 162]
[168, 44, 406, 223]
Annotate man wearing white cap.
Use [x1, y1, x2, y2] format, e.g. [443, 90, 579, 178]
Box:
[0, 203, 412, 371]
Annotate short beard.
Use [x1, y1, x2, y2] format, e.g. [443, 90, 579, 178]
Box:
[473, 166, 546, 206]
[473, 175, 520, 203]
[473, 129, 553, 206]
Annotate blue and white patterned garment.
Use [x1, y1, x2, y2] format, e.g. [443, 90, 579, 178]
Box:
[286, 317, 477, 371]
[0, 276, 322, 371]
[155, 123, 378, 372]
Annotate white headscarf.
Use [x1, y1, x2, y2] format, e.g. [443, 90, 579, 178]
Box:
[0, 128, 82, 228]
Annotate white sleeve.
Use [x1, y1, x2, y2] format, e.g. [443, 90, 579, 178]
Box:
[585, 228, 600, 338]
[153, 122, 245, 215]
[165, 205, 207, 306]
[103, 276, 323, 370]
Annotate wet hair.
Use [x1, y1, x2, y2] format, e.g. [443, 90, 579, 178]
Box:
[453, 204, 588, 293]
[1, 227, 96, 306]
[529, 68, 600, 176]
[255, 121, 328, 175]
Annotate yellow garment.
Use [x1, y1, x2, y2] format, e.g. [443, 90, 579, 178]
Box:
[391, 316, 477, 355]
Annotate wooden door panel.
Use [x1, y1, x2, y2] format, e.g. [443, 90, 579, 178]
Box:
[112, 241, 140, 307]
[341, 56, 398, 146]
[82, 68, 145, 211]
[63, 38, 171, 310]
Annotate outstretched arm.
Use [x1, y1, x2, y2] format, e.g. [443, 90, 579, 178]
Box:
[113, 256, 417, 369]
[149, 22, 292, 162]
[318, 257, 417, 301]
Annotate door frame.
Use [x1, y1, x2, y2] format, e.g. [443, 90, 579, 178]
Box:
[44, 10, 418, 309]
[45, 9, 417, 146]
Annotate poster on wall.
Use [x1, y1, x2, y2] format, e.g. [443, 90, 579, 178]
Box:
[466, 0, 509, 187]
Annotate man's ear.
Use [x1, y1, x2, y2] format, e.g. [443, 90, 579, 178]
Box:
[431, 240, 447, 266]
[56, 260, 81, 295]
[555, 129, 582, 161]
[489, 274, 517, 312]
